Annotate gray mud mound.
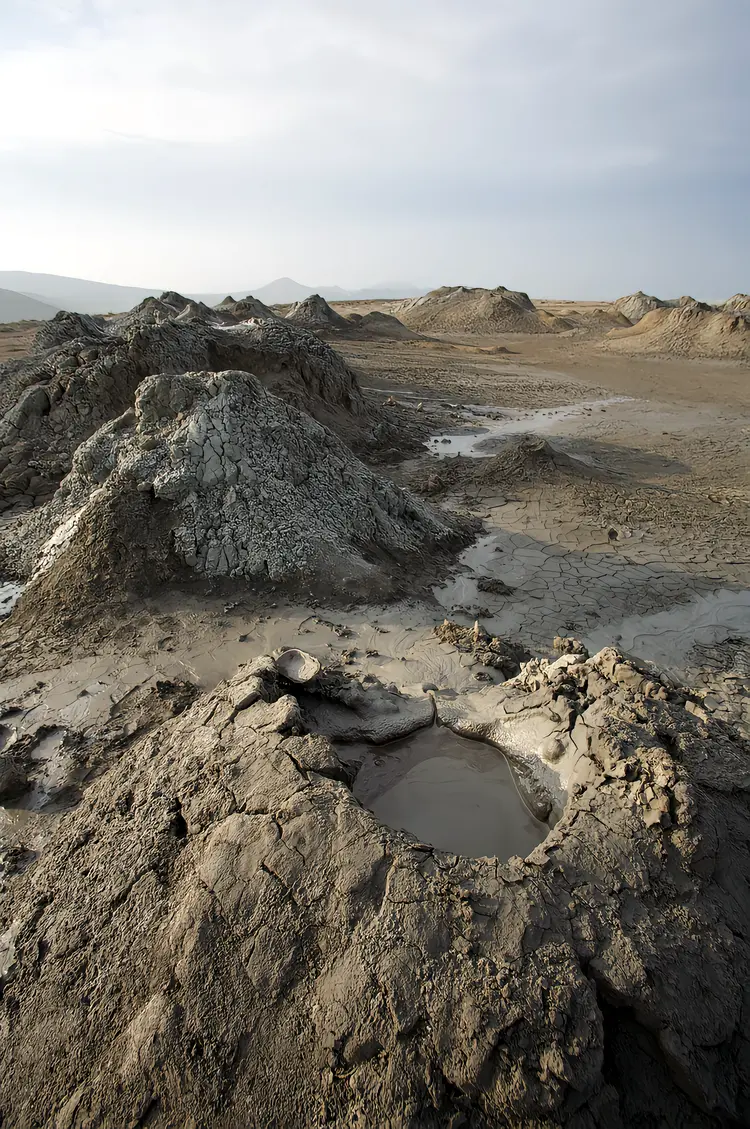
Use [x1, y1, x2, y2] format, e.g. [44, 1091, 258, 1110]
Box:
[118, 291, 234, 328]
[0, 301, 385, 512]
[347, 309, 422, 339]
[1, 648, 749, 1127]
[217, 294, 278, 320]
[416, 435, 601, 497]
[285, 293, 352, 332]
[396, 285, 571, 335]
[606, 302, 750, 360]
[555, 306, 632, 330]
[7, 369, 469, 619]
[720, 293, 750, 315]
[33, 310, 111, 351]
[285, 296, 419, 341]
[612, 290, 669, 324]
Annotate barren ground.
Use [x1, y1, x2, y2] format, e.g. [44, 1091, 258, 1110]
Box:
[2, 313, 747, 782]
[2, 307, 750, 1125]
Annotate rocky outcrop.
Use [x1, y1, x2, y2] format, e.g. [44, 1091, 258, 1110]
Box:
[1, 647, 749, 1126]
[6, 369, 469, 612]
[396, 286, 572, 335]
[0, 300, 383, 513]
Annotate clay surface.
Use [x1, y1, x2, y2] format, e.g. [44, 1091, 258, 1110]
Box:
[1, 649, 749, 1127]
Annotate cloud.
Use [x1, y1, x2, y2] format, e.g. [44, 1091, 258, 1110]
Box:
[0, 0, 747, 294]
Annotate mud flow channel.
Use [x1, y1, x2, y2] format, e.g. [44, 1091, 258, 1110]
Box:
[345, 724, 547, 859]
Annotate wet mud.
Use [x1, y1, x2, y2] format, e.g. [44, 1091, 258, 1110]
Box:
[347, 723, 547, 858]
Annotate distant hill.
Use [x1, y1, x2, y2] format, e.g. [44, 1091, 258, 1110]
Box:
[0, 272, 424, 316]
[0, 272, 161, 315]
[229, 279, 423, 305]
[0, 288, 60, 323]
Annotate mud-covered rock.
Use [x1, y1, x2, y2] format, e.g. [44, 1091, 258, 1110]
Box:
[434, 618, 529, 676]
[1, 648, 749, 1126]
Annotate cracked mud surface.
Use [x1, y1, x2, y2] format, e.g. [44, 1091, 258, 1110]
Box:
[2, 650, 750, 1127]
[0, 307, 749, 1126]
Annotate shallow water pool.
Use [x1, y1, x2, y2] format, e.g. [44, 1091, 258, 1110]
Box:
[349, 724, 547, 859]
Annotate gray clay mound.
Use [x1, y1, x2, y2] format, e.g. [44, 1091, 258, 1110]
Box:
[611, 290, 669, 324]
[347, 310, 422, 339]
[285, 293, 351, 332]
[286, 297, 419, 340]
[418, 435, 602, 497]
[219, 294, 278, 321]
[557, 306, 632, 330]
[720, 293, 750, 315]
[33, 310, 111, 351]
[0, 298, 385, 513]
[606, 302, 750, 360]
[1, 648, 749, 1126]
[396, 285, 571, 335]
[8, 369, 469, 615]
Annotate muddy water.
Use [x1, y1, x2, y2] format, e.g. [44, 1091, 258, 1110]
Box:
[425, 397, 632, 458]
[433, 525, 749, 668]
[348, 724, 547, 859]
[585, 588, 750, 682]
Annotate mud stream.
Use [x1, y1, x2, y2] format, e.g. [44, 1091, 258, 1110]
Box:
[345, 724, 547, 859]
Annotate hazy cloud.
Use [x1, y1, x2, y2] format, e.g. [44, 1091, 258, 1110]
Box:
[1, 0, 747, 295]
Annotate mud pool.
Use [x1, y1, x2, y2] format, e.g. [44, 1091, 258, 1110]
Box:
[347, 724, 547, 859]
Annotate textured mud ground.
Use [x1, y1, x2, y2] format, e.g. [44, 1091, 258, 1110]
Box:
[0, 312, 749, 1126]
[2, 650, 750, 1127]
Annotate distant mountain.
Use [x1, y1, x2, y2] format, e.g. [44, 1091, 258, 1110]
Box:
[0, 272, 161, 315]
[0, 272, 425, 316]
[248, 277, 320, 305]
[347, 283, 425, 301]
[244, 278, 423, 304]
[0, 287, 60, 323]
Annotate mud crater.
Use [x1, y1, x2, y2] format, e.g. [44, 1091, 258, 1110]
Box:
[342, 723, 549, 859]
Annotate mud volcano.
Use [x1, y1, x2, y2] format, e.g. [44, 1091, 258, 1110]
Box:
[5, 368, 471, 620]
[2, 647, 750, 1127]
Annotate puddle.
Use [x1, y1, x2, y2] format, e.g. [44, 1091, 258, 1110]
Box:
[584, 587, 750, 682]
[432, 525, 742, 660]
[425, 397, 632, 458]
[348, 724, 547, 858]
[0, 581, 23, 617]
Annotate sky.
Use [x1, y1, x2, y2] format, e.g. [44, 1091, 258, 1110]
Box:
[1, 0, 748, 298]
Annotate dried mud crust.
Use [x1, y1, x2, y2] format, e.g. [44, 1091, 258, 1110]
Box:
[1, 649, 749, 1127]
[0, 294, 422, 514]
[3, 369, 473, 635]
[396, 285, 572, 335]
